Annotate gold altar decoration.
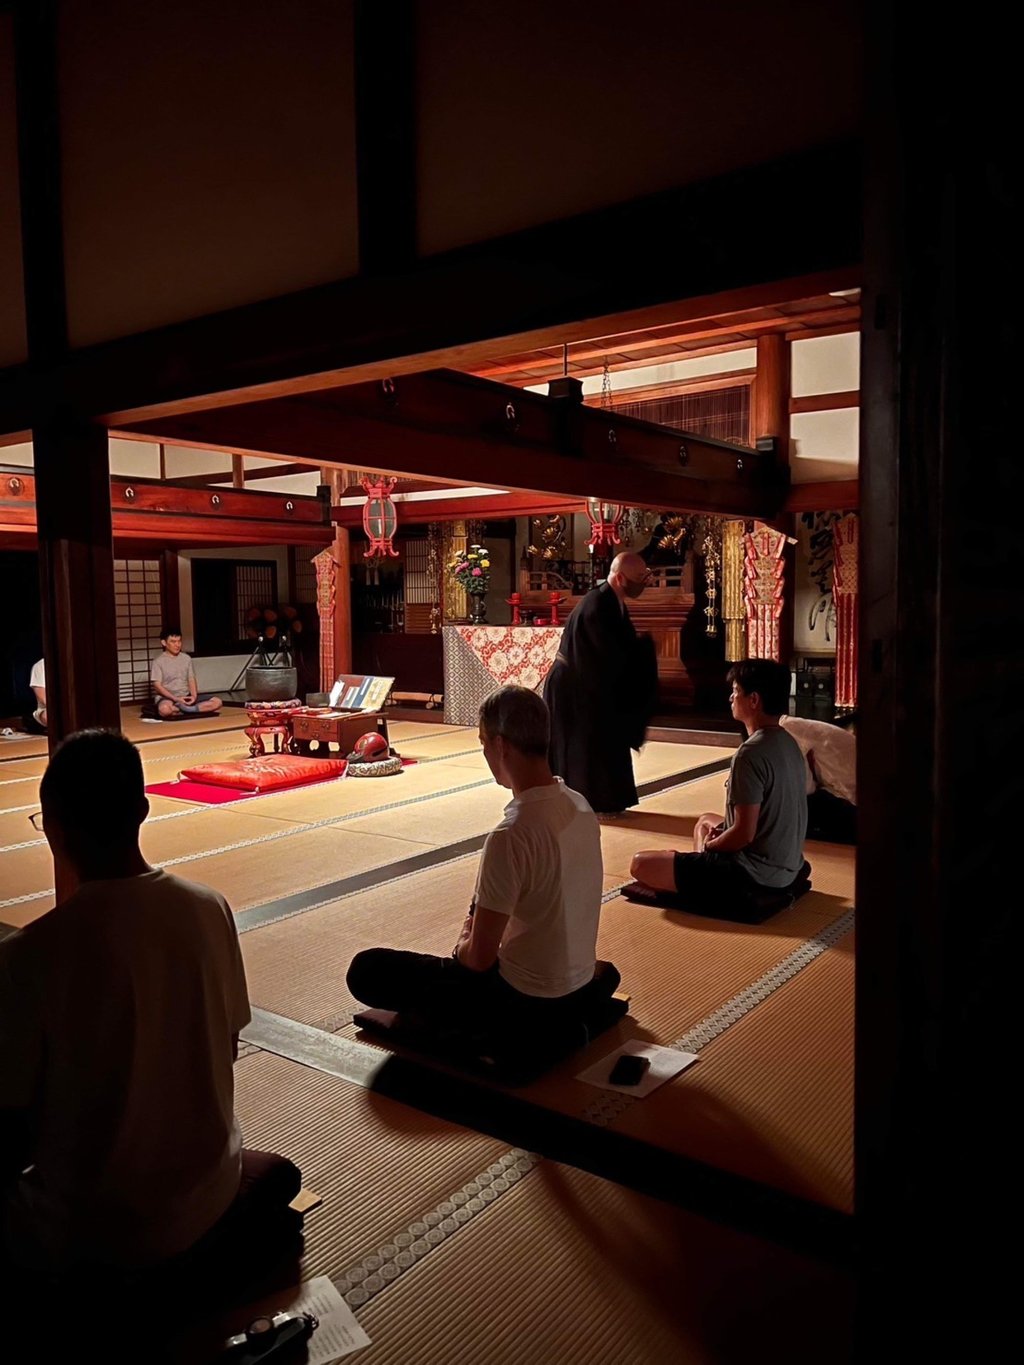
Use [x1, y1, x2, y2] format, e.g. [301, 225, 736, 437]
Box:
[443, 520, 470, 622]
[658, 515, 687, 555]
[722, 519, 747, 661]
[743, 523, 786, 661]
[832, 512, 859, 708]
[699, 522, 722, 639]
[528, 513, 569, 559]
[312, 547, 336, 690]
[427, 521, 443, 634]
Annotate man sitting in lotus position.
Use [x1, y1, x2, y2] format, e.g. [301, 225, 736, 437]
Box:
[630, 658, 810, 912]
[347, 685, 620, 1040]
[151, 627, 222, 718]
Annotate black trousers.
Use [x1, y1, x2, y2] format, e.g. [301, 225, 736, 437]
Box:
[347, 948, 620, 1035]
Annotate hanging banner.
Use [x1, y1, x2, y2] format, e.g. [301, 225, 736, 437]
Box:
[743, 525, 786, 661]
[832, 513, 859, 708]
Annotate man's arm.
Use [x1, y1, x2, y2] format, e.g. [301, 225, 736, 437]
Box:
[31, 684, 45, 707]
[704, 804, 760, 853]
[184, 668, 198, 704]
[453, 904, 508, 972]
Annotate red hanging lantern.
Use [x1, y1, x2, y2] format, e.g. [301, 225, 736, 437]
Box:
[585, 497, 624, 548]
[361, 476, 399, 558]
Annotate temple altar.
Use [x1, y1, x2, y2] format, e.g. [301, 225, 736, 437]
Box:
[442, 625, 563, 725]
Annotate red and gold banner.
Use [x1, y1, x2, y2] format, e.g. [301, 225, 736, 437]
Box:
[743, 524, 786, 661]
[832, 513, 859, 708]
[313, 547, 336, 691]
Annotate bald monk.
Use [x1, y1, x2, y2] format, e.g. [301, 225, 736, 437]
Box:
[542, 552, 658, 815]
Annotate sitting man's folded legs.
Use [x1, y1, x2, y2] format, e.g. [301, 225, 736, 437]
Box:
[629, 850, 678, 892]
[346, 685, 621, 1065]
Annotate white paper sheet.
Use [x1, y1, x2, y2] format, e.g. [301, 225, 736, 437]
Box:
[282, 1276, 371, 1363]
[575, 1039, 698, 1097]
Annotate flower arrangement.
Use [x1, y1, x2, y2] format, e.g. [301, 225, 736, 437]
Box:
[245, 604, 302, 663]
[449, 544, 491, 596]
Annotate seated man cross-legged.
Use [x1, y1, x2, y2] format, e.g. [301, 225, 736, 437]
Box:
[151, 626, 222, 718]
[347, 685, 624, 1080]
[0, 730, 300, 1308]
[630, 658, 811, 921]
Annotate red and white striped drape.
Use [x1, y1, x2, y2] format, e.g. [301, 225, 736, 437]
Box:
[743, 525, 786, 661]
[313, 548, 336, 691]
[832, 513, 859, 708]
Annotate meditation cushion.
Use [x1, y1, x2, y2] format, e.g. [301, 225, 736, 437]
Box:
[622, 861, 813, 924]
[346, 755, 403, 777]
[180, 754, 346, 792]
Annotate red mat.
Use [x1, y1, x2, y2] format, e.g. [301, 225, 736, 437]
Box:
[145, 779, 258, 805]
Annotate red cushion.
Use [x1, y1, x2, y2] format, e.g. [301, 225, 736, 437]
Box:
[180, 755, 347, 792]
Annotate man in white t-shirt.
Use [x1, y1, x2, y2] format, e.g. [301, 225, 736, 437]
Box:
[29, 657, 46, 729]
[0, 729, 299, 1277]
[779, 713, 857, 844]
[347, 685, 620, 1040]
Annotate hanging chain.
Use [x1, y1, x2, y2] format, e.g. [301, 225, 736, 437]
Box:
[601, 357, 613, 410]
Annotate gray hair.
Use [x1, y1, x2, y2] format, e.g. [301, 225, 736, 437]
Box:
[479, 685, 550, 756]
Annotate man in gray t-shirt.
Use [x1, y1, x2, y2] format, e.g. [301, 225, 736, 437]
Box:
[629, 659, 810, 916]
[151, 628, 222, 718]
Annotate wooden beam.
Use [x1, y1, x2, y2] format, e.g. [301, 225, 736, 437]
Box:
[475, 305, 860, 380]
[164, 461, 315, 488]
[333, 491, 584, 527]
[783, 479, 859, 512]
[0, 144, 860, 437]
[0, 471, 332, 545]
[790, 391, 859, 414]
[118, 368, 786, 519]
[231, 453, 245, 488]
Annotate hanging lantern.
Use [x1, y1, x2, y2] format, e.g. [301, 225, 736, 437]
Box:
[361, 476, 399, 558]
[585, 498, 624, 548]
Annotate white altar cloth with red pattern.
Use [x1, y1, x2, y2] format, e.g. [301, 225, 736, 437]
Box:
[442, 625, 563, 725]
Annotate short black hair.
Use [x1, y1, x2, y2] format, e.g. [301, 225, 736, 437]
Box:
[726, 658, 792, 716]
[160, 626, 182, 641]
[479, 685, 550, 757]
[40, 729, 147, 849]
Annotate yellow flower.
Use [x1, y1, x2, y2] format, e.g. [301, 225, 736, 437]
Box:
[481, 560, 490, 568]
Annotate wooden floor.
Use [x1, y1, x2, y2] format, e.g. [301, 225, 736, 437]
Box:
[0, 713, 855, 1362]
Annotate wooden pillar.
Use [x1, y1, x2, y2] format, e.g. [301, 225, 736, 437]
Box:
[754, 334, 795, 667]
[34, 416, 120, 741]
[231, 454, 245, 488]
[328, 469, 352, 674]
[14, 1, 118, 746]
[159, 549, 181, 633]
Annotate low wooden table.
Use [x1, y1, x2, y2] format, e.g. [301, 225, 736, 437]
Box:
[290, 709, 390, 757]
[244, 723, 292, 758]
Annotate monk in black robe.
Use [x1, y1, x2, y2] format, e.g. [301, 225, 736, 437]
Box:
[543, 552, 658, 814]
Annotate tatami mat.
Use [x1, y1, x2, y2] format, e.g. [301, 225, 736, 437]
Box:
[240, 858, 482, 1025]
[233, 1051, 511, 1279]
[612, 933, 855, 1212]
[353, 1158, 853, 1365]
